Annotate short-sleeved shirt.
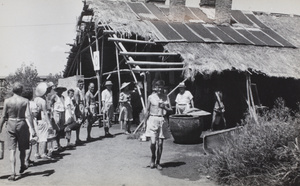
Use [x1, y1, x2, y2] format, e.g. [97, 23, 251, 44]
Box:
[175, 90, 193, 105]
[101, 89, 113, 104]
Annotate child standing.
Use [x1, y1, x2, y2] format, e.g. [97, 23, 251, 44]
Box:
[119, 82, 133, 134]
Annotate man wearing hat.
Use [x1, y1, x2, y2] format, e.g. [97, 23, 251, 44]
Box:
[101, 81, 114, 137]
[119, 82, 133, 134]
[0, 82, 36, 180]
[175, 82, 194, 114]
[50, 85, 67, 150]
[34, 82, 53, 159]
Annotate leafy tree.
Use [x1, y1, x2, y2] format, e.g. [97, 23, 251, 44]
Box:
[46, 72, 62, 85]
[1, 63, 40, 99]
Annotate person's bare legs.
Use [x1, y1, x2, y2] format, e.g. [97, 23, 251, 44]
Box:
[9, 150, 16, 176]
[25, 145, 32, 166]
[156, 139, 164, 170]
[149, 136, 156, 168]
[19, 149, 27, 173]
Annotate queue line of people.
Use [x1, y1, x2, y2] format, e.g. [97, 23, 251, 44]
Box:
[0, 79, 227, 180]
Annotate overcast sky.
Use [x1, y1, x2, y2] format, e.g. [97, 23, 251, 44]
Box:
[0, 0, 82, 76]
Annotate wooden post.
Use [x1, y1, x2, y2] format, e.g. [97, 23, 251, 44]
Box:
[115, 47, 121, 91]
[95, 26, 101, 113]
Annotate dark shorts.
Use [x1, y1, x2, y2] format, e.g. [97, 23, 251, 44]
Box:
[6, 120, 30, 151]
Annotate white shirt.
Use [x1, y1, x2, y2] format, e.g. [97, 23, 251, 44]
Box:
[101, 89, 113, 104]
[175, 90, 193, 105]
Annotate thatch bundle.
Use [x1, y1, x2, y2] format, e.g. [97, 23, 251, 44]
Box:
[89, 0, 158, 38]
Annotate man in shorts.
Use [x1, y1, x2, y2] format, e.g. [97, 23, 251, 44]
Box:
[50, 85, 67, 151]
[0, 82, 36, 180]
[74, 79, 85, 145]
[85, 83, 98, 141]
[101, 81, 114, 137]
[144, 80, 172, 170]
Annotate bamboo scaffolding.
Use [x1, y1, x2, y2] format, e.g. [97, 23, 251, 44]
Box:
[126, 61, 184, 66]
[120, 51, 178, 56]
[132, 67, 185, 72]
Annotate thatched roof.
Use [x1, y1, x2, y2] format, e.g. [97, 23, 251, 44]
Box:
[67, 0, 300, 79]
[165, 14, 300, 79]
[88, 0, 158, 39]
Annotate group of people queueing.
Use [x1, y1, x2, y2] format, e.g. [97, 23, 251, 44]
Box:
[0, 79, 116, 181]
[0, 78, 227, 180]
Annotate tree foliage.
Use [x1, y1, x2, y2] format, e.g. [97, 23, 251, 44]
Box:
[6, 63, 40, 88]
[46, 72, 62, 85]
[1, 63, 40, 100]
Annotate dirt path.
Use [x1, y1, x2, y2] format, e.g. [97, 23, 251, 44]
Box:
[0, 124, 216, 186]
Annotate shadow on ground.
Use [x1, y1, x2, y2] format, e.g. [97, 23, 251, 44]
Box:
[0, 169, 55, 181]
[160, 156, 203, 181]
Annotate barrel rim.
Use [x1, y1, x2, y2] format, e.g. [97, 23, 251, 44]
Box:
[169, 114, 200, 119]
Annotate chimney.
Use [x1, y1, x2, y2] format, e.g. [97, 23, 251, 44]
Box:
[169, 0, 186, 22]
[215, 0, 232, 25]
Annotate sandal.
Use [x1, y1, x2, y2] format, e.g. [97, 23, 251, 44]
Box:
[8, 175, 16, 181]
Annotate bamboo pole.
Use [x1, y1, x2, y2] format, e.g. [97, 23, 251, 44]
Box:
[127, 61, 184, 66]
[111, 34, 146, 112]
[132, 67, 185, 72]
[95, 26, 102, 113]
[115, 47, 121, 92]
[167, 78, 189, 97]
[108, 37, 156, 45]
[120, 51, 178, 56]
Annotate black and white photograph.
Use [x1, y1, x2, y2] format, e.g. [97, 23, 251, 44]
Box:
[0, 0, 300, 185]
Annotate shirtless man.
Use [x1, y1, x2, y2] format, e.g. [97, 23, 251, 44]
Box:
[74, 79, 85, 145]
[0, 82, 36, 181]
[144, 80, 172, 170]
[85, 83, 98, 141]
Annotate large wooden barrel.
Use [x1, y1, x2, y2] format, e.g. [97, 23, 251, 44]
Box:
[169, 114, 203, 144]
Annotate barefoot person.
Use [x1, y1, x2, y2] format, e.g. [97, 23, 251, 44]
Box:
[144, 80, 172, 170]
[85, 83, 99, 141]
[119, 82, 133, 134]
[74, 79, 85, 145]
[0, 82, 36, 181]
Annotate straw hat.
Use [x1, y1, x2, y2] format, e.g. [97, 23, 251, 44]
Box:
[178, 82, 186, 88]
[54, 85, 67, 92]
[105, 81, 113, 86]
[120, 82, 130, 90]
[35, 82, 49, 97]
[47, 81, 55, 87]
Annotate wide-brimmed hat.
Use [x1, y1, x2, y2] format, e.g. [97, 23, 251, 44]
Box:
[105, 81, 113, 86]
[54, 85, 67, 92]
[178, 82, 186, 88]
[120, 82, 130, 90]
[35, 82, 49, 97]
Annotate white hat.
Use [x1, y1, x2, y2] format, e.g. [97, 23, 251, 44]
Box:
[178, 82, 186, 88]
[35, 82, 48, 97]
[105, 81, 113, 86]
[120, 82, 130, 90]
